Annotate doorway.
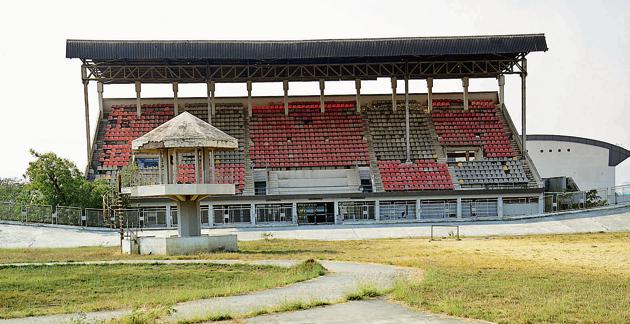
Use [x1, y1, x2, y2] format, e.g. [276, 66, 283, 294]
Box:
[297, 202, 334, 225]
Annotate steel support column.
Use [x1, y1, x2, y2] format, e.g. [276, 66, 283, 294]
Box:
[96, 81, 104, 119]
[134, 81, 142, 116]
[521, 59, 527, 159]
[82, 80, 91, 165]
[283, 80, 289, 115]
[206, 80, 215, 124]
[319, 79, 325, 113]
[404, 77, 411, 163]
[462, 77, 469, 110]
[172, 82, 179, 116]
[427, 77, 433, 112]
[391, 77, 397, 112]
[354, 79, 361, 112]
[498, 75, 505, 109]
[246, 80, 253, 117]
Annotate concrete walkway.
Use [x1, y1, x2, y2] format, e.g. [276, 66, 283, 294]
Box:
[0, 259, 427, 324]
[1, 205, 629, 248]
[246, 299, 489, 324]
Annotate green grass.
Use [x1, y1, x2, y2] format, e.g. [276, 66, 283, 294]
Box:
[0, 260, 325, 319]
[344, 283, 387, 301]
[1, 232, 629, 322]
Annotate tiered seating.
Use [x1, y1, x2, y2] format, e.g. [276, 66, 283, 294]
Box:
[181, 104, 245, 164]
[432, 99, 495, 109]
[378, 160, 453, 191]
[451, 160, 529, 188]
[95, 104, 174, 176]
[365, 101, 436, 160]
[176, 163, 244, 193]
[182, 104, 246, 193]
[249, 102, 370, 168]
[431, 99, 515, 158]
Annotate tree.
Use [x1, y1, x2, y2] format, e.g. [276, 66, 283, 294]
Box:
[23, 149, 108, 208]
[0, 178, 25, 202]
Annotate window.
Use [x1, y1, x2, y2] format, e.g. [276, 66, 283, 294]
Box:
[254, 181, 267, 196]
[549, 149, 552, 152]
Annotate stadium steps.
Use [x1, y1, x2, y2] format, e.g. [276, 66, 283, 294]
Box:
[423, 109, 447, 163]
[242, 110, 255, 195]
[361, 106, 385, 192]
[495, 105, 543, 189]
[446, 165, 462, 190]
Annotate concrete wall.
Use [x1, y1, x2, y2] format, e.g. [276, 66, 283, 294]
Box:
[527, 140, 615, 190]
[268, 169, 361, 195]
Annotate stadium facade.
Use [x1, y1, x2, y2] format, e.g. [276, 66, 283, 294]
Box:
[66, 34, 549, 227]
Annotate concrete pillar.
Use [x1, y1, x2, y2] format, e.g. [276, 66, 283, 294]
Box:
[521, 59, 527, 159]
[497, 196, 504, 218]
[205, 204, 212, 227]
[291, 202, 298, 224]
[250, 203, 256, 225]
[166, 205, 173, 228]
[247, 80, 253, 117]
[333, 200, 340, 224]
[416, 199, 421, 220]
[374, 200, 380, 221]
[538, 193, 545, 214]
[319, 79, 325, 113]
[283, 80, 289, 115]
[462, 77, 469, 110]
[404, 77, 411, 163]
[97, 81, 104, 119]
[498, 75, 505, 109]
[207, 80, 215, 124]
[82, 80, 91, 164]
[391, 77, 397, 112]
[177, 200, 201, 237]
[355, 79, 361, 112]
[135, 81, 142, 116]
[456, 197, 462, 219]
[427, 77, 433, 112]
[194, 148, 200, 184]
[172, 82, 179, 116]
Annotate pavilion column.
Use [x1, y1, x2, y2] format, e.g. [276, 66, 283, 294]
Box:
[404, 76, 411, 163]
[206, 80, 215, 124]
[521, 59, 528, 159]
[209, 150, 216, 183]
[97, 81, 104, 119]
[462, 77, 469, 110]
[135, 81, 142, 116]
[82, 80, 91, 164]
[202, 148, 210, 184]
[319, 79, 325, 113]
[246, 80, 253, 117]
[426, 77, 433, 113]
[391, 77, 397, 112]
[498, 75, 505, 109]
[283, 80, 289, 115]
[194, 148, 200, 184]
[172, 82, 179, 116]
[355, 79, 361, 112]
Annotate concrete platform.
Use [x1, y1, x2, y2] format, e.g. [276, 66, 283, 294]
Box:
[122, 234, 237, 255]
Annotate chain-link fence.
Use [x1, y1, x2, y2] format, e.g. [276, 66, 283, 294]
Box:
[0, 201, 23, 221]
[25, 204, 53, 223]
[56, 206, 82, 226]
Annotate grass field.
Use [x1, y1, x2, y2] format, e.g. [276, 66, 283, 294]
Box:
[0, 260, 325, 319]
[1, 232, 629, 323]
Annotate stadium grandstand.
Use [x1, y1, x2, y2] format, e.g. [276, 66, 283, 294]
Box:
[66, 34, 549, 226]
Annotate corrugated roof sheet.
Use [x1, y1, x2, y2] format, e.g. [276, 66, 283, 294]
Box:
[66, 34, 547, 61]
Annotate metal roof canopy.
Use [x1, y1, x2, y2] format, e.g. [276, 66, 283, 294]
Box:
[67, 34, 547, 84]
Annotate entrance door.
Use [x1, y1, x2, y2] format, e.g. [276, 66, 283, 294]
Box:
[297, 202, 334, 224]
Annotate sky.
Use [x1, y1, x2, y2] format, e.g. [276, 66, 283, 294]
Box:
[0, 0, 628, 187]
